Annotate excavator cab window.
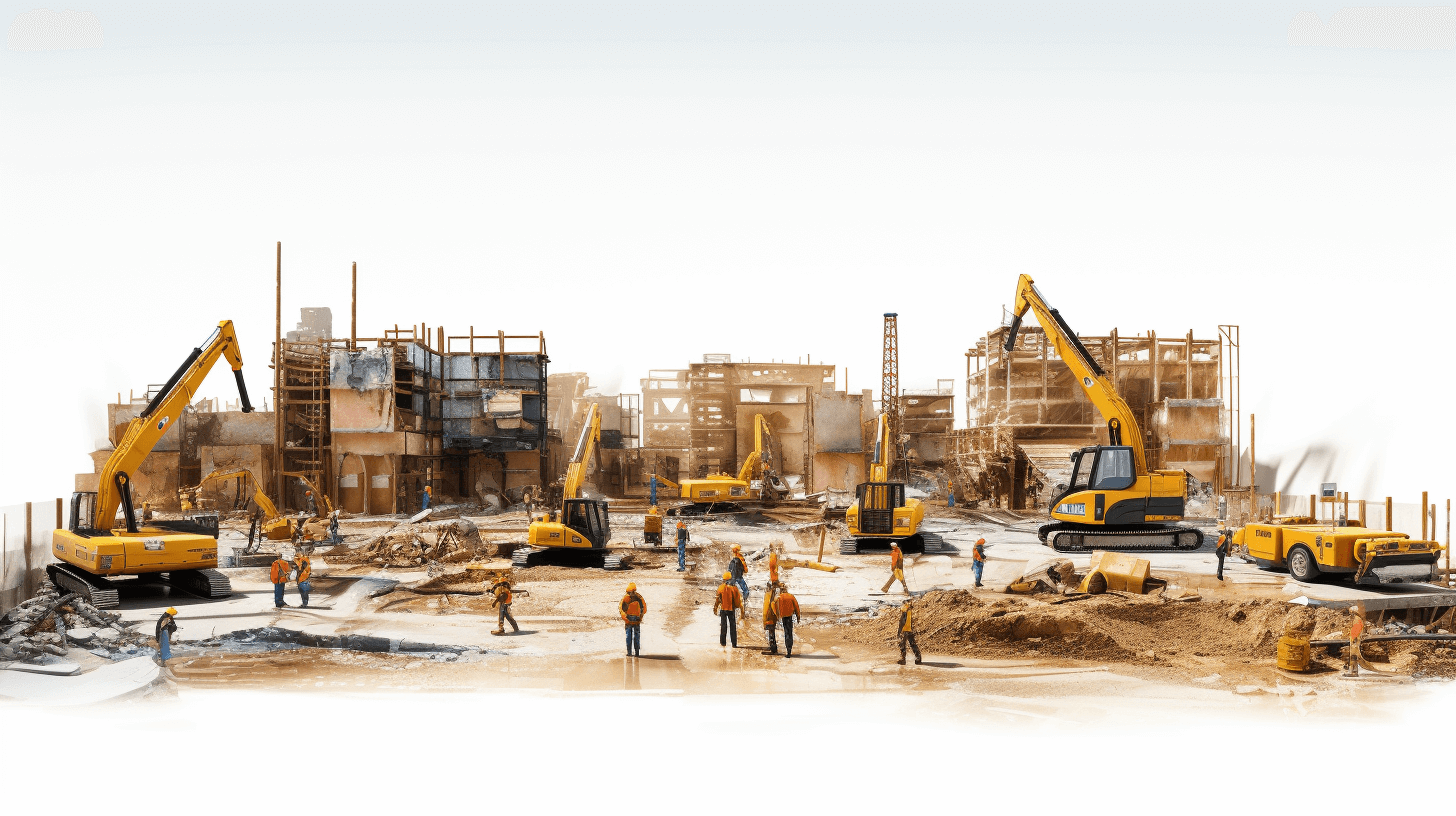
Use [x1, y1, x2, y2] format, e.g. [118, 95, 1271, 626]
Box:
[69, 492, 97, 535]
[1069, 450, 1097, 491]
[1090, 447, 1136, 491]
[563, 498, 610, 548]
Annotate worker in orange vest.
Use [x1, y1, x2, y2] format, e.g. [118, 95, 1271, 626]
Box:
[761, 586, 781, 655]
[728, 544, 750, 609]
[491, 578, 520, 635]
[293, 548, 313, 608]
[676, 520, 689, 571]
[713, 571, 743, 648]
[621, 582, 647, 657]
[896, 597, 922, 665]
[304, 490, 317, 517]
[270, 553, 293, 608]
[881, 542, 908, 593]
[1343, 606, 1366, 676]
[775, 584, 802, 658]
[422, 484, 432, 511]
[971, 538, 988, 588]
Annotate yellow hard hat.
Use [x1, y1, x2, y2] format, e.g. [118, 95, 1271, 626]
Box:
[165, 607, 177, 615]
[627, 583, 637, 592]
[732, 543, 741, 550]
[722, 571, 732, 580]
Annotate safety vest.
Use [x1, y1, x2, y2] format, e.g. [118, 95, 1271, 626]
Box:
[1351, 618, 1365, 640]
[890, 549, 903, 569]
[294, 557, 311, 583]
[768, 552, 779, 581]
[762, 598, 779, 625]
[775, 592, 799, 619]
[972, 544, 986, 562]
[716, 583, 741, 611]
[622, 593, 645, 624]
[900, 607, 914, 633]
[270, 558, 291, 584]
[495, 586, 512, 605]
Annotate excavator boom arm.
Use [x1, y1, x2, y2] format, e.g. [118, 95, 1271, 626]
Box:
[869, 413, 890, 483]
[736, 414, 772, 483]
[1005, 275, 1146, 474]
[96, 320, 253, 531]
[185, 467, 278, 519]
[562, 403, 601, 501]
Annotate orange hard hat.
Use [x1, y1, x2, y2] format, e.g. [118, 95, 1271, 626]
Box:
[722, 571, 732, 580]
[977, 538, 986, 545]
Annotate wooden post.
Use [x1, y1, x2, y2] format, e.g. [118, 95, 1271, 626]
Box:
[1249, 413, 1256, 493]
[1385, 497, 1393, 531]
[1039, 331, 1048, 423]
[1185, 330, 1193, 398]
[1446, 499, 1450, 574]
[1274, 491, 1281, 517]
[1358, 499, 1366, 527]
[23, 502, 33, 599]
[817, 525, 827, 563]
[1150, 330, 1160, 403]
[1423, 491, 1429, 539]
[274, 241, 283, 508]
[1309, 494, 1317, 523]
[351, 261, 357, 349]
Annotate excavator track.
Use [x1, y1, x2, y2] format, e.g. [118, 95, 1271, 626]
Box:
[1043, 523, 1203, 553]
[839, 533, 942, 555]
[169, 568, 233, 599]
[512, 547, 624, 570]
[46, 564, 121, 609]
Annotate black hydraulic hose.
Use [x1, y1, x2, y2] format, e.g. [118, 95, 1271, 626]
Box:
[142, 347, 202, 419]
[234, 368, 255, 413]
[1003, 313, 1024, 352]
[1049, 308, 1106, 377]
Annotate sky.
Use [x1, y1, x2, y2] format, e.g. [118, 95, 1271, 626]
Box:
[1, 2, 1452, 505]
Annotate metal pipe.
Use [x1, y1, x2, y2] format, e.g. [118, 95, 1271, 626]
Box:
[274, 241, 282, 508]
[351, 261, 357, 349]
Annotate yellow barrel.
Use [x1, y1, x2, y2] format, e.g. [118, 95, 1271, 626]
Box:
[1277, 635, 1311, 672]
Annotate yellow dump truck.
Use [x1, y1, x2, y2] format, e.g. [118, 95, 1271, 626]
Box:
[1236, 520, 1443, 584]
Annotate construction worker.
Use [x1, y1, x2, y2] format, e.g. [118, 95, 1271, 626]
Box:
[305, 490, 317, 517]
[761, 586, 781, 655]
[767, 549, 780, 585]
[896, 597, 922, 665]
[621, 583, 646, 657]
[141, 501, 153, 523]
[1343, 606, 1366, 676]
[713, 571, 742, 648]
[775, 584, 801, 658]
[675, 520, 689, 571]
[946, 479, 955, 508]
[491, 578, 519, 635]
[422, 484, 432, 511]
[326, 510, 341, 544]
[270, 552, 293, 607]
[971, 538, 988, 588]
[881, 542, 908, 593]
[728, 544, 750, 608]
[1214, 523, 1231, 581]
[156, 607, 178, 663]
[293, 548, 313, 608]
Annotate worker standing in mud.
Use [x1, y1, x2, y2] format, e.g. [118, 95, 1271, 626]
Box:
[728, 544, 750, 608]
[676, 520, 689, 572]
[714, 571, 743, 648]
[971, 538, 988, 588]
[293, 548, 313, 608]
[620, 582, 646, 657]
[155, 607, 178, 664]
[776, 584, 801, 658]
[881, 542, 909, 594]
[270, 552, 293, 607]
[896, 598, 922, 666]
[491, 578, 520, 635]
[1214, 523, 1231, 581]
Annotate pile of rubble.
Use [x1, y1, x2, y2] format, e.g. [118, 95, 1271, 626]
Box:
[329, 518, 495, 567]
[0, 581, 151, 662]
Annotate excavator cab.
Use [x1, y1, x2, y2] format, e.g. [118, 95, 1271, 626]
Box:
[855, 482, 907, 535]
[562, 497, 611, 548]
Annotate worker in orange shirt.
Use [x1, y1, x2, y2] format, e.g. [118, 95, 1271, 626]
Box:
[304, 490, 317, 517]
[621, 582, 647, 657]
[491, 578, 520, 635]
[1343, 606, 1366, 676]
[269, 552, 293, 608]
[675, 520, 689, 571]
[896, 597, 922, 665]
[761, 588, 781, 655]
[971, 538, 989, 588]
[728, 544, 750, 609]
[881, 542, 908, 593]
[421, 484, 432, 511]
[775, 584, 802, 658]
[293, 547, 313, 608]
[713, 571, 743, 648]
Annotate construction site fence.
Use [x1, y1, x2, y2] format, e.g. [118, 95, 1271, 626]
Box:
[1, 499, 61, 615]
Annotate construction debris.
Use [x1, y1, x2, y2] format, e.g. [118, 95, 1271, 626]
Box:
[328, 518, 494, 567]
[0, 581, 150, 663]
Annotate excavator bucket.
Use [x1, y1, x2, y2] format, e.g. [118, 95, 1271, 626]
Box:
[1078, 551, 1165, 594]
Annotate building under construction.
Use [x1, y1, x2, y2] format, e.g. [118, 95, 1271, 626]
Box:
[951, 323, 1239, 511]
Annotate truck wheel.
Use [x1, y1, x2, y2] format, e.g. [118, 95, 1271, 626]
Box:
[1286, 546, 1321, 583]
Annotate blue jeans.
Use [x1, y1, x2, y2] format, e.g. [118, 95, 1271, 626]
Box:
[159, 629, 171, 662]
[274, 583, 286, 606]
[972, 560, 984, 586]
[733, 577, 749, 606]
[677, 541, 686, 570]
[422, 492, 431, 510]
[625, 624, 641, 655]
[298, 580, 311, 607]
[719, 611, 737, 647]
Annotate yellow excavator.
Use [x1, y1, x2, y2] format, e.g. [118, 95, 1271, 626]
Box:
[841, 412, 931, 554]
[516, 403, 622, 569]
[655, 413, 789, 513]
[50, 321, 254, 607]
[1006, 275, 1202, 552]
[178, 469, 333, 545]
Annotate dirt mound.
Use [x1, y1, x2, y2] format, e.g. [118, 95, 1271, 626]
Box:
[329, 519, 496, 567]
[833, 590, 1355, 665]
